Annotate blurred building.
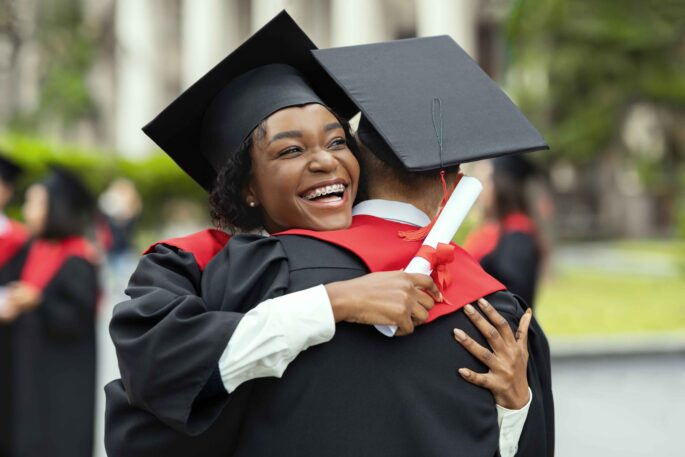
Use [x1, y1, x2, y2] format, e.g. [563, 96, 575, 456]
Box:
[0, 0, 510, 157]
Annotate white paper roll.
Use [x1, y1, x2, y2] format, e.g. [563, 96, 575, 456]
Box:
[375, 176, 483, 337]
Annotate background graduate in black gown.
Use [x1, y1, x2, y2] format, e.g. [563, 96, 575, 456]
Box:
[106, 13, 552, 457]
[0, 166, 99, 457]
[0, 153, 26, 457]
[465, 155, 544, 307]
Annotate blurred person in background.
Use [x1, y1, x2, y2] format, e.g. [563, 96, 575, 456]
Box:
[0, 166, 99, 457]
[0, 153, 26, 457]
[97, 178, 142, 282]
[464, 155, 545, 307]
[0, 154, 27, 269]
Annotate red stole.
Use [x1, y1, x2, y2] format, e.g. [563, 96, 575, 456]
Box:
[145, 229, 231, 272]
[278, 215, 505, 323]
[21, 237, 99, 291]
[464, 212, 536, 262]
[0, 220, 29, 268]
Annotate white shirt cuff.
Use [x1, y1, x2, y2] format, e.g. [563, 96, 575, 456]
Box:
[496, 387, 533, 457]
[219, 285, 335, 393]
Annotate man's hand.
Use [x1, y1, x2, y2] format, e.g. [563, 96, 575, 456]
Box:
[453, 297, 531, 410]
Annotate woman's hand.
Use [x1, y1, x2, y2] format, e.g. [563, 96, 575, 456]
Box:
[0, 281, 42, 322]
[325, 271, 441, 336]
[453, 297, 532, 410]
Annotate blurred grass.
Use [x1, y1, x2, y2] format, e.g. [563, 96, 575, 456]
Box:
[535, 240, 685, 336]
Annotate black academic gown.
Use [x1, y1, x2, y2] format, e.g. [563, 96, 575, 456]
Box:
[1, 242, 98, 457]
[107, 234, 553, 457]
[481, 232, 539, 308]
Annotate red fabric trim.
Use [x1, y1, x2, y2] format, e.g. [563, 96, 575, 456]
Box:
[144, 229, 231, 272]
[278, 215, 505, 323]
[464, 212, 536, 262]
[502, 212, 536, 235]
[0, 220, 28, 268]
[20, 237, 99, 291]
[463, 222, 500, 262]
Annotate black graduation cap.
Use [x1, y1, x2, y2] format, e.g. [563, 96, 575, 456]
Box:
[43, 165, 94, 213]
[312, 36, 549, 171]
[0, 152, 22, 183]
[143, 11, 356, 191]
[493, 154, 537, 180]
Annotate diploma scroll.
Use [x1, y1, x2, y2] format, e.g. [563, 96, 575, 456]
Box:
[375, 176, 483, 337]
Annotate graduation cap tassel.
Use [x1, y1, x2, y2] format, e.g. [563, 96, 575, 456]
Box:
[398, 99, 460, 242]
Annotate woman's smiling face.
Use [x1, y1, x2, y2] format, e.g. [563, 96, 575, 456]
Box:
[246, 103, 360, 233]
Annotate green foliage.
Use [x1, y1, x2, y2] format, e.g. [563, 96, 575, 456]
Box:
[0, 134, 207, 227]
[505, 0, 685, 162]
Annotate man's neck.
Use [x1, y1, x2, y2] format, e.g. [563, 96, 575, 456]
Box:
[366, 187, 440, 220]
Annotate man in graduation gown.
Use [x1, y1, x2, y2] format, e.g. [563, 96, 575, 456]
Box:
[106, 23, 553, 457]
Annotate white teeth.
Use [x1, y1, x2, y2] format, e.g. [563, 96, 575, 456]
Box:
[304, 183, 345, 200]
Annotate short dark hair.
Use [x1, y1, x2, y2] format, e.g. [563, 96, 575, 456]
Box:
[209, 108, 359, 232]
[355, 136, 460, 202]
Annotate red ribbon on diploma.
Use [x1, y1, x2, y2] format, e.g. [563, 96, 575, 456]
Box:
[416, 243, 456, 290]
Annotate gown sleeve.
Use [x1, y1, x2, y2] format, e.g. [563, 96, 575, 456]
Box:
[109, 235, 290, 435]
[483, 291, 553, 457]
[104, 379, 242, 457]
[38, 257, 98, 340]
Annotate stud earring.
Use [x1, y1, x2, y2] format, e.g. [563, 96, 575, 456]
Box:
[249, 201, 256, 207]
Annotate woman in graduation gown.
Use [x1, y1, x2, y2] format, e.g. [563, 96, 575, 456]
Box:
[464, 156, 543, 307]
[0, 153, 27, 457]
[1, 167, 99, 457]
[107, 13, 549, 457]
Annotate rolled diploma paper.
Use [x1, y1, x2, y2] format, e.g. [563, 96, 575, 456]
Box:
[375, 176, 483, 337]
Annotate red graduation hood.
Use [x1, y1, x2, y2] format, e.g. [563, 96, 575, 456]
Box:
[0, 220, 29, 268]
[21, 236, 99, 291]
[144, 228, 231, 272]
[278, 215, 505, 323]
[146, 216, 505, 323]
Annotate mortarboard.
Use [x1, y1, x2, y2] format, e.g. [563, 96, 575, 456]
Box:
[312, 36, 549, 171]
[0, 153, 22, 183]
[43, 166, 94, 213]
[143, 11, 356, 191]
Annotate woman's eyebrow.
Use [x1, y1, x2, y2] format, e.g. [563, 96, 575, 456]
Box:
[268, 130, 302, 145]
[324, 122, 343, 132]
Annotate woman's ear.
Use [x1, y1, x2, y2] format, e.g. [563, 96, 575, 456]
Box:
[243, 182, 259, 208]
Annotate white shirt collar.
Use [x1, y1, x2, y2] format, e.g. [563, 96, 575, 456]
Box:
[352, 199, 431, 227]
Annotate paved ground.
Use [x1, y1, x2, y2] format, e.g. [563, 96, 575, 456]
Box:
[551, 352, 685, 457]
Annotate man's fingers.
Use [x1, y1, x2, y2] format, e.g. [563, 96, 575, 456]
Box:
[477, 298, 516, 344]
[453, 328, 497, 368]
[458, 368, 490, 389]
[463, 303, 505, 352]
[516, 308, 533, 347]
[407, 273, 442, 302]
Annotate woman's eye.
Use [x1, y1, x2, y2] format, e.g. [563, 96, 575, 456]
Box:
[328, 138, 347, 149]
[278, 147, 301, 157]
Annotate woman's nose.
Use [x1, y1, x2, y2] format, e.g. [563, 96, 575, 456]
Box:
[308, 149, 338, 173]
